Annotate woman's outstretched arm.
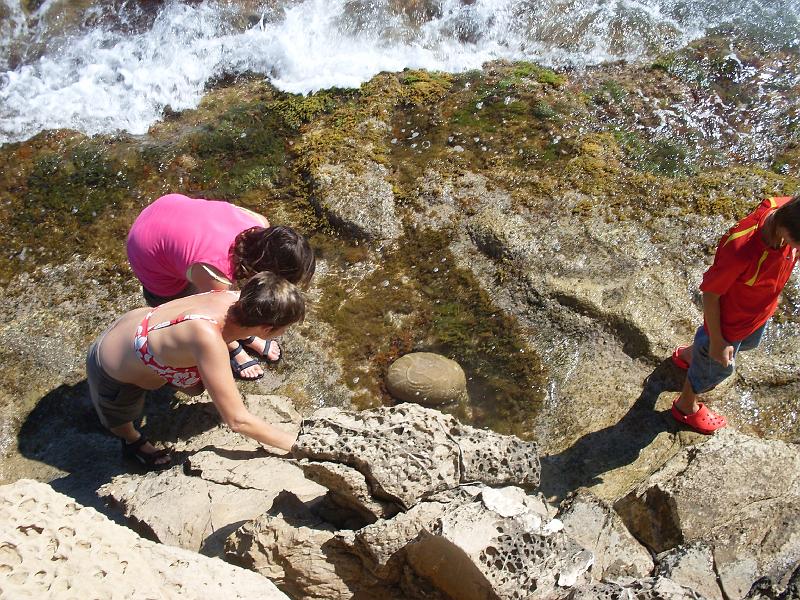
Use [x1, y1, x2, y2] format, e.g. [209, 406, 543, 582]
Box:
[192, 323, 296, 451]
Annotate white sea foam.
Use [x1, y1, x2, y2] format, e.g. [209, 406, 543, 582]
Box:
[0, 0, 797, 144]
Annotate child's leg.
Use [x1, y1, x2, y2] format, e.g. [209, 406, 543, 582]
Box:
[676, 326, 735, 414]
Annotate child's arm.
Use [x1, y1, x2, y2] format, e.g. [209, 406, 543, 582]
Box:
[702, 291, 734, 366]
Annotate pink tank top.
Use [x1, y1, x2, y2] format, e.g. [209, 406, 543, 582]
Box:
[134, 310, 219, 388]
[127, 194, 261, 296]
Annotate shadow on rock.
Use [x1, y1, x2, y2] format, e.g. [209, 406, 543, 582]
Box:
[16, 381, 217, 519]
[539, 361, 684, 501]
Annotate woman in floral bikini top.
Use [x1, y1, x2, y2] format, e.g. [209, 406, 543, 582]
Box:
[85, 273, 305, 470]
[133, 293, 227, 389]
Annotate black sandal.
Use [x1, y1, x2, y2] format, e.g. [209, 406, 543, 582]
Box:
[121, 436, 171, 471]
[240, 335, 282, 365]
[229, 342, 264, 380]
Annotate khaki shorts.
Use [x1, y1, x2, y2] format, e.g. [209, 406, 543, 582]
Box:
[86, 339, 147, 429]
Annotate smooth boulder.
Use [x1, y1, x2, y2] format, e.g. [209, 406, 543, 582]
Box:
[385, 352, 467, 406]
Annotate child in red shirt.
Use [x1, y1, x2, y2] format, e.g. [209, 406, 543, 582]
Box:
[671, 195, 800, 434]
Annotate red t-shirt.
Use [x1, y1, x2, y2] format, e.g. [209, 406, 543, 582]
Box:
[700, 197, 797, 341]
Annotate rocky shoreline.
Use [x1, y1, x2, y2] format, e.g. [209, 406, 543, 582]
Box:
[0, 35, 798, 599]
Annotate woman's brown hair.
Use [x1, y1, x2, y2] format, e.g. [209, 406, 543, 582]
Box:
[232, 226, 315, 287]
[229, 272, 305, 328]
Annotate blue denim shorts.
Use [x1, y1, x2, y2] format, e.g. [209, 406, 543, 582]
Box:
[687, 322, 767, 394]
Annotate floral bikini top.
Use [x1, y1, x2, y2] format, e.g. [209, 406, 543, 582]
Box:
[134, 311, 218, 388]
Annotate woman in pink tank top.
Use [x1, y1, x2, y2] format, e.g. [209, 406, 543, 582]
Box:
[127, 194, 315, 380]
[86, 272, 304, 470]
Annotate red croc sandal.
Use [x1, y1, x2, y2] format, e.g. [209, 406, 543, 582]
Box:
[671, 346, 690, 370]
[671, 398, 727, 434]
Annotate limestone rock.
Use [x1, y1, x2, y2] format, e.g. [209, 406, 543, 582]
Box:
[565, 576, 708, 599]
[385, 352, 468, 406]
[293, 404, 540, 509]
[350, 495, 460, 581]
[656, 543, 723, 600]
[311, 161, 401, 241]
[467, 200, 697, 361]
[0, 479, 287, 599]
[98, 452, 323, 556]
[98, 395, 325, 556]
[404, 486, 594, 600]
[298, 459, 400, 525]
[225, 491, 361, 600]
[558, 492, 653, 580]
[615, 429, 800, 600]
[743, 562, 800, 599]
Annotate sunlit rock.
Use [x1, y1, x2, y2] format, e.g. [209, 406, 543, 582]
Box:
[97, 395, 326, 556]
[558, 492, 654, 580]
[615, 429, 800, 600]
[292, 404, 541, 509]
[0, 479, 287, 599]
[656, 542, 723, 600]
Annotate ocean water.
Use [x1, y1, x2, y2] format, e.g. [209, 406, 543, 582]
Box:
[0, 0, 798, 145]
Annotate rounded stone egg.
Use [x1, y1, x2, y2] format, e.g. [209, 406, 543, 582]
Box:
[385, 352, 467, 406]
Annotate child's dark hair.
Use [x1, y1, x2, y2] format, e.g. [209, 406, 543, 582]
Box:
[229, 272, 305, 328]
[774, 195, 800, 243]
[232, 226, 316, 288]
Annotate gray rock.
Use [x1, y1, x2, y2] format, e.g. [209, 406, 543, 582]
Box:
[0, 479, 287, 599]
[98, 394, 325, 556]
[615, 429, 800, 600]
[656, 543, 723, 600]
[225, 491, 361, 600]
[98, 451, 324, 556]
[385, 352, 468, 406]
[298, 459, 400, 524]
[350, 496, 460, 581]
[467, 200, 697, 362]
[743, 562, 800, 599]
[558, 492, 654, 580]
[293, 404, 540, 509]
[564, 576, 709, 599]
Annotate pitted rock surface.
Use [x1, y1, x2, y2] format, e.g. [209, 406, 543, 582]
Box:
[558, 492, 653, 580]
[385, 352, 468, 406]
[404, 485, 593, 600]
[292, 404, 540, 509]
[0, 479, 287, 599]
[615, 428, 800, 600]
